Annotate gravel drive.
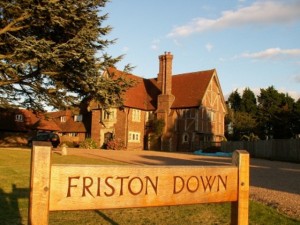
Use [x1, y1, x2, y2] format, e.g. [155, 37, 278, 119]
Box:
[250, 158, 300, 219]
[66, 149, 300, 220]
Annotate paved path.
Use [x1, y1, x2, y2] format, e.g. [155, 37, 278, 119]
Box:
[65, 148, 300, 219]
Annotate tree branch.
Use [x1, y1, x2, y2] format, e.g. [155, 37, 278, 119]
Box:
[0, 13, 31, 35]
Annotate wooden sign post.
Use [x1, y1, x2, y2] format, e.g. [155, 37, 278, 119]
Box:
[29, 145, 249, 225]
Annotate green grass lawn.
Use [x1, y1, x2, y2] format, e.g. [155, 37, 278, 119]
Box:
[0, 148, 299, 225]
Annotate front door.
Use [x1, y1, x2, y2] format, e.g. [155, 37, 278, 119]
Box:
[103, 132, 113, 148]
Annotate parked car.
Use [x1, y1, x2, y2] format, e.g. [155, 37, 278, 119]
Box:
[28, 132, 60, 148]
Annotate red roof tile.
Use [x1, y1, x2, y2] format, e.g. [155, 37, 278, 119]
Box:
[171, 70, 215, 108]
[0, 108, 41, 132]
[47, 110, 87, 133]
[32, 118, 61, 131]
[56, 119, 87, 132]
[108, 68, 216, 110]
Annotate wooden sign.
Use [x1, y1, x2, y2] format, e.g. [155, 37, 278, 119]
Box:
[50, 165, 238, 210]
[29, 144, 249, 225]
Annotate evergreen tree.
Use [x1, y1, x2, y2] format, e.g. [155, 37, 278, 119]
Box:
[227, 89, 241, 112]
[257, 86, 295, 139]
[241, 88, 257, 115]
[0, 0, 133, 110]
[226, 86, 299, 140]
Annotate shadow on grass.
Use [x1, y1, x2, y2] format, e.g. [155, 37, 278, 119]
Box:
[94, 210, 119, 225]
[0, 184, 29, 225]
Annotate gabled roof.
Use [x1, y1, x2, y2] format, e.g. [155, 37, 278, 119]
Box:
[171, 70, 215, 108]
[105, 68, 160, 110]
[108, 68, 218, 110]
[123, 75, 160, 110]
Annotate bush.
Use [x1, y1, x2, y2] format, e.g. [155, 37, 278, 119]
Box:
[79, 138, 98, 149]
[106, 138, 124, 150]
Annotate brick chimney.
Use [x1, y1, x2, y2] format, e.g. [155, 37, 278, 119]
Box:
[156, 52, 175, 146]
[157, 52, 173, 95]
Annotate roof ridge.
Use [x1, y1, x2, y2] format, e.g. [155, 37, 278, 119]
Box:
[172, 69, 216, 77]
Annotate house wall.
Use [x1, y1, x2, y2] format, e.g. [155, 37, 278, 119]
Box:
[164, 77, 226, 152]
[90, 110, 101, 146]
[114, 109, 127, 147]
[89, 75, 227, 152]
[125, 108, 145, 150]
[91, 108, 146, 150]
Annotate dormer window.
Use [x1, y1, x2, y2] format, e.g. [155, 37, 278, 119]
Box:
[74, 114, 82, 122]
[15, 114, 23, 122]
[60, 116, 66, 122]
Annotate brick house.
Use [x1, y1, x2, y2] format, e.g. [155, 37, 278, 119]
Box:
[0, 108, 90, 146]
[1, 52, 227, 151]
[89, 52, 227, 151]
[0, 108, 60, 146]
[46, 110, 91, 145]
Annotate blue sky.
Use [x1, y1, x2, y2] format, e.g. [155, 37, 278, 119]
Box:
[103, 0, 300, 100]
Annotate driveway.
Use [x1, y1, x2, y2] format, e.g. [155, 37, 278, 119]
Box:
[65, 148, 300, 219]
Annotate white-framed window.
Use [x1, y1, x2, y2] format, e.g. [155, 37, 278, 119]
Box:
[74, 114, 82, 122]
[60, 116, 66, 122]
[69, 133, 78, 137]
[102, 108, 116, 121]
[128, 132, 140, 143]
[15, 114, 23, 122]
[207, 110, 215, 121]
[132, 109, 141, 122]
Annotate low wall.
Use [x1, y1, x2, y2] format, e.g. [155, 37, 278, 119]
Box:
[221, 139, 300, 163]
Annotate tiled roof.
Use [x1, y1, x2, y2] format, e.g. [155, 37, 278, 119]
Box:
[108, 68, 216, 110]
[55, 119, 87, 132]
[105, 68, 160, 110]
[0, 108, 60, 132]
[0, 107, 88, 133]
[123, 74, 160, 110]
[32, 118, 61, 131]
[171, 70, 215, 108]
[47, 110, 87, 133]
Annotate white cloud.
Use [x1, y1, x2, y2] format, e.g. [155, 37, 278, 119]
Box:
[151, 38, 160, 50]
[205, 43, 213, 52]
[241, 48, 300, 59]
[168, 1, 300, 37]
[278, 88, 300, 100]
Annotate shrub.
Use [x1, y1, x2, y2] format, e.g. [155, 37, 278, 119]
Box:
[106, 138, 124, 150]
[79, 138, 98, 149]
